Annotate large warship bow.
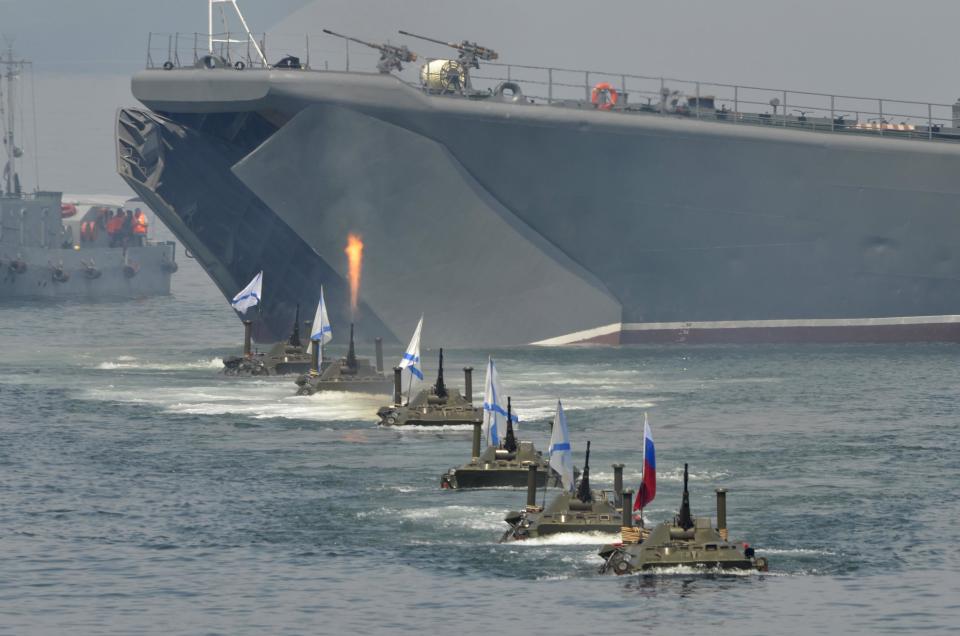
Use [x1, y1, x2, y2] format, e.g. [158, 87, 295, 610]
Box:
[117, 8, 960, 345]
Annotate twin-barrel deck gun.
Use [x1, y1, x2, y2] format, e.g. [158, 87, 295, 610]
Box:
[322, 29, 418, 74]
[397, 30, 498, 70]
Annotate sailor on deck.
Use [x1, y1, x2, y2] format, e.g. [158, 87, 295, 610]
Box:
[106, 210, 125, 247]
[132, 208, 148, 245]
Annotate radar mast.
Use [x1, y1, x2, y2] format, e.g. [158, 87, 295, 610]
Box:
[207, 0, 267, 66]
[0, 44, 29, 196]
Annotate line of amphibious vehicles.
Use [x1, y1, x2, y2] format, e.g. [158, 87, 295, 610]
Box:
[220, 311, 769, 574]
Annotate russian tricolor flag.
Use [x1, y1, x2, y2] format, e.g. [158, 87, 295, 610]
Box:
[633, 413, 656, 511]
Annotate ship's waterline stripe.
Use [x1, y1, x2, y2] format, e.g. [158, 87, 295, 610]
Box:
[531, 315, 960, 346]
[532, 323, 623, 346]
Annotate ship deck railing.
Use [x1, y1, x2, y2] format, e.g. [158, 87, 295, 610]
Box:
[145, 32, 960, 144]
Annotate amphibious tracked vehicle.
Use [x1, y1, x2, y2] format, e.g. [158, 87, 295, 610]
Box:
[501, 442, 622, 541]
[377, 349, 482, 426]
[294, 324, 392, 395]
[598, 464, 769, 573]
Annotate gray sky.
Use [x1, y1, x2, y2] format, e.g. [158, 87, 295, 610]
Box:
[0, 0, 310, 72]
[279, 0, 960, 103]
[6, 0, 960, 194]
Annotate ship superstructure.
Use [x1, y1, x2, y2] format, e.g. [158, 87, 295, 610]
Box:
[1, 46, 175, 300]
[116, 5, 960, 345]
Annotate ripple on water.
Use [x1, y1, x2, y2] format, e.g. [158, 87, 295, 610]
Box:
[1, 332, 959, 634]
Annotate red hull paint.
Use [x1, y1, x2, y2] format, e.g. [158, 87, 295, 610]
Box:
[573, 323, 960, 345]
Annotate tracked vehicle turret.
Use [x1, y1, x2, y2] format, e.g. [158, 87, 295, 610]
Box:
[440, 397, 568, 489]
[223, 308, 316, 376]
[376, 349, 482, 426]
[294, 324, 392, 394]
[598, 464, 769, 574]
[500, 442, 623, 541]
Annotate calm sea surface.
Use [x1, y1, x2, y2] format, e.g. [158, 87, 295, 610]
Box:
[1, 227, 959, 634]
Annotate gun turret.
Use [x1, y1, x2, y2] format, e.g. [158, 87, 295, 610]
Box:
[345, 323, 358, 372]
[323, 29, 417, 74]
[503, 396, 518, 453]
[677, 462, 694, 530]
[434, 348, 448, 398]
[398, 30, 497, 70]
[288, 303, 302, 347]
[576, 441, 593, 503]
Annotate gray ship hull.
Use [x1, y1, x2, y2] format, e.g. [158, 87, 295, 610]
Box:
[2, 244, 173, 298]
[1, 193, 174, 300]
[117, 69, 960, 345]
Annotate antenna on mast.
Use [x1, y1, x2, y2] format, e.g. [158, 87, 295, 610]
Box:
[207, 0, 267, 66]
[0, 43, 27, 196]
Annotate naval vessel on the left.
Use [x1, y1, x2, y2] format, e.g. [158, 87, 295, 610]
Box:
[0, 47, 175, 300]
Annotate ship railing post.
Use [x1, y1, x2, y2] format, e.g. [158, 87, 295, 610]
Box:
[174, 33, 181, 68]
[659, 76, 665, 114]
[620, 74, 626, 103]
[696, 82, 701, 119]
[507, 65, 511, 81]
[306, 34, 310, 69]
[194, 32, 199, 65]
[879, 99, 884, 136]
[167, 34, 173, 68]
[783, 90, 788, 127]
[734, 85, 739, 123]
[928, 102, 933, 140]
[345, 39, 349, 72]
[830, 94, 835, 132]
[146, 32, 153, 68]
[226, 30, 231, 64]
[548, 67, 553, 104]
[585, 71, 590, 102]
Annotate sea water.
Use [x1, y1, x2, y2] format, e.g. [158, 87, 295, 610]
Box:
[1, 229, 959, 634]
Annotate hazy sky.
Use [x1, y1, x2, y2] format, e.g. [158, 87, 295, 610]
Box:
[5, 0, 960, 194]
[277, 0, 960, 103]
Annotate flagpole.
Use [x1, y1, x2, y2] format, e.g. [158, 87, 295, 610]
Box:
[637, 412, 646, 528]
[543, 412, 553, 508]
[541, 461, 548, 507]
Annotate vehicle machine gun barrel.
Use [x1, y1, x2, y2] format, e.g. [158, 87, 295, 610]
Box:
[575, 440, 593, 503]
[288, 304, 302, 347]
[322, 29, 417, 74]
[677, 462, 694, 530]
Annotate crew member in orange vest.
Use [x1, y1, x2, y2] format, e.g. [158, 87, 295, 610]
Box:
[132, 208, 148, 246]
[106, 210, 125, 247]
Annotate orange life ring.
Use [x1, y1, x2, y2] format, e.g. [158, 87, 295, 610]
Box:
[591, 82, 618, 111]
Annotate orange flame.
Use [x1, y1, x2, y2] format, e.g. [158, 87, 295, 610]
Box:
[344, 233, 364, 315]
